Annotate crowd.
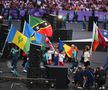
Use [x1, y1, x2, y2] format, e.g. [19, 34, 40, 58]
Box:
[0, 0, 108, 13]
[8, 42, 108, 90]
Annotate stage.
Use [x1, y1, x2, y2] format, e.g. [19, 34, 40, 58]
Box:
[0, 20, 108, 90]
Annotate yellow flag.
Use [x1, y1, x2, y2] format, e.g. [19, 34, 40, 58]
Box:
[12, 31, 28, 51]
[63, 44, 72, 58]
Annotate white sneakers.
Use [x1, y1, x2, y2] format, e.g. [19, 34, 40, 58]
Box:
[99, 86, 105, 90]
[23, 69, 27, 73]
[77, 86, 83, 89]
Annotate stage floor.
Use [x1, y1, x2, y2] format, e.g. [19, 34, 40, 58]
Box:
[0, 50, 108, 90]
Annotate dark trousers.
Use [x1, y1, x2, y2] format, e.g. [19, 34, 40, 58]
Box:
[22, 59, 27, 67]
[70, 60, 78, 69]
[84, 61, 90, 67]
[53, 56, 58, 65]
[11, 58, 18, 70]
[83, 22, 86, 29]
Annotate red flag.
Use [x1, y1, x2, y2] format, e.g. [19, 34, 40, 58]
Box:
[92, 23, 99, 52]
[63, 44, 74, 57]
[98, 28, 107, 48]
[92, 23, 107, 52]
[37, 25, 53, 37]
[67, 47, 74, 57]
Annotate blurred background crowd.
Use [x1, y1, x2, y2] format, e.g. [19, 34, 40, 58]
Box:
[0, 0, 108, 12]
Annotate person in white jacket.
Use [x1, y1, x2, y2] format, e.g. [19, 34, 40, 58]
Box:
[47, 46, 55, 65]
[58, 50, 66, 66]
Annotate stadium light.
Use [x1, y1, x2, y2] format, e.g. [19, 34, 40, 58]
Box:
[0, 15, 3, 23]
[58, 15, 63, 19]
[0, 16, 3, 19]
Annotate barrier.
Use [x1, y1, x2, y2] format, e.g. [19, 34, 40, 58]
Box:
[46, 65, 70, 89]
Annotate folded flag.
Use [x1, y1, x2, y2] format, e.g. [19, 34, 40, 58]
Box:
[7, 25, 30, 53]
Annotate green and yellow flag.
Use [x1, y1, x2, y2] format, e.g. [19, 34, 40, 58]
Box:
[7, 25, 30, 53]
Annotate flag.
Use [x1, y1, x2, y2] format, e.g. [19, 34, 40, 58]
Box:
[101, 30, 108, 39]
[45, 37, 54, 49]
[92, 23, 107, 52]
[98, 28, 107, 48]
[58, 38, 64, 51]
[63, 44, 74, 58]
[31, 32, 42, 44]
[37, 25, 53, 37]
[23, 21, 45, 45]
[29, 15, 45, 28]
[92, 22, 99, 52]
[23, 21, 35, 38]
[31, 33, 49, 47]
[40, 37, 52, 52]
[35, 32, 42, 44]
[7, 26, 30, 53]
[29, 15, 53, 37]
[45, 36, 50, 43]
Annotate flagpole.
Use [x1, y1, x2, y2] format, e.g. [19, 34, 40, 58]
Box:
[1, 25, 12, 55]
[29, 15, 30, 24]
[90, 22, 94, 55]
[47, 36, 55, 51]
[90, 22, 97, 55]
[49, 41, 55, 51]
[22, 21, 26, 34]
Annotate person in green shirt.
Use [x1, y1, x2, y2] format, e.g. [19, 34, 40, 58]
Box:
[70, 44, 78, 73]
[42, 48, 49, 66]
[10, 45, 19, 73]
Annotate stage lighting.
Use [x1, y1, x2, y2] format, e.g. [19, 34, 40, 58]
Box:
[0, 16, 3, 19]
[0, 15, 3, 23]
[58, 15, 63, 19]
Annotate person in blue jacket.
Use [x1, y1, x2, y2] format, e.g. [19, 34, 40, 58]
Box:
[83, 67, 94, 89]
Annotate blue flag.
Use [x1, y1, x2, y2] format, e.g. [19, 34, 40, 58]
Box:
[58, 38, 64, 51]
[7, 25, 17, 42]
[23, 21, 35, 38]
[31, 32, 47, 45]
[31, 32, 42, 44]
